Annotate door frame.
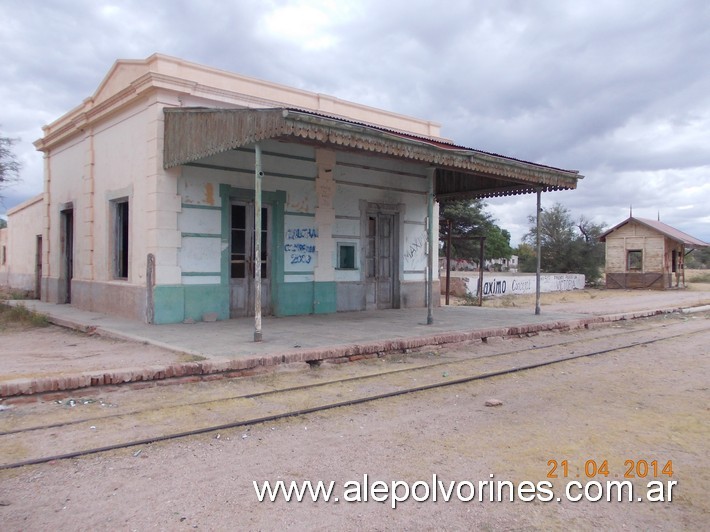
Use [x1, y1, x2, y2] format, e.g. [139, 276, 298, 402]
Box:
[35, 235, 43, 299]
[59, 206, 74, 304]
[219, 185, 286, 317]
[228, 200, 272, 317]
[360, 200, 402, 310]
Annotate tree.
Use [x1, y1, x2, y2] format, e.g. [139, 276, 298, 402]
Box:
[686, 247, 710, 269]
[0, 218, 6, 229]
[522, 202, 605, 282]
[574, 215, 606, 280]
[439, 199, 512, 265]
[1, 131, 21, 197]
[515, 242, 537, 272]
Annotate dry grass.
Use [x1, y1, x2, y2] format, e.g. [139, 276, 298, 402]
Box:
[686, 268, 710, 283]
[0, 301, 50, 330]
[445, 288, 615, 308]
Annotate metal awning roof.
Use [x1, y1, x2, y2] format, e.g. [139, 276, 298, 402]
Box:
[163, 107, 582, 199]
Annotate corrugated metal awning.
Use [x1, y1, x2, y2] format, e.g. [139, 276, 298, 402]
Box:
[163, 107, 582, 199]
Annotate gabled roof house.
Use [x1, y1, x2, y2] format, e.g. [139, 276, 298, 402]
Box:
[599, 216, 708, 289]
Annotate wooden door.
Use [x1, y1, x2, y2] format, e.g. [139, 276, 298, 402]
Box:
[229, 202, 271, 317]
[365, 213, 395, 309]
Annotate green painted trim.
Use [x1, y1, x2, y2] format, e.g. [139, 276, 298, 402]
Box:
[285, 211, 315, 217]
[153, 284, 230, 324]
[182, 203, 222, 211]
[184, 284, 229, 322]
[271, 191, 286, 312]
[182, 272, 221, 276]
[270, 281, 336, 316]
[270, 174, 315, 182]
[219, 184, 231, 286]
[181, 232, 221, 238]
[274, 282, 313, 316]
[284, 271, 315, 276]
[314, 281, 337, 314]
[219, 184, 287, 308]
[233, 147, 316, 163]
[153, 285, 185, 324]
[188, 162, 315, 182]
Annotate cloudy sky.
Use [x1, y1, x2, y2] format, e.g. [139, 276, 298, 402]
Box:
[1, 0, 709, 244]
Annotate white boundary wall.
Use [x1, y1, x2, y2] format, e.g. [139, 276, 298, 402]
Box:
[462, 273, 585, 298]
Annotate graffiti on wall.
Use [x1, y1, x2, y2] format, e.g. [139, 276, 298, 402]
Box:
[404, 232, 427, 269]
[465, 274, 585, 298]
[285, 227, 318, 266]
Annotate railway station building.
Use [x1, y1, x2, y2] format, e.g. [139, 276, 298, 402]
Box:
[600, 216, 708, 289]
[4, 54, 581, 325]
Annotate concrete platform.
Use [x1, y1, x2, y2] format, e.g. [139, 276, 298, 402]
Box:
[3, 289, 709, 398]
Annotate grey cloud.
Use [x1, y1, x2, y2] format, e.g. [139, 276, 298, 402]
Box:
[1, 0, 708, 242]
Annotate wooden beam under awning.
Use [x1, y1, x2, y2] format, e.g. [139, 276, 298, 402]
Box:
[163, 107, 583, 199]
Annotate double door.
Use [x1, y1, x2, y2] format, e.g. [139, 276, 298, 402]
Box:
[230, 202, 271, 317]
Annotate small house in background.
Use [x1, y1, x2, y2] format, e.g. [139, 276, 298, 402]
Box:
[599, 217, 709, 289]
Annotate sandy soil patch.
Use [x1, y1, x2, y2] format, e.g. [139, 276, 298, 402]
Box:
[0, 324, 193, 381]
[0, 313, 707, 530]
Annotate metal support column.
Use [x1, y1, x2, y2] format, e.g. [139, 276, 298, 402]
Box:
[254, 144, 263, 342]
[445, 220, 452, 305]
[535, 188, 542, 315]
[478, 237, 485, 307]
[426, 168, 435, 325]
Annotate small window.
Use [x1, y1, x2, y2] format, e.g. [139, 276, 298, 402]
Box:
[627, 250, 642, 271]
[337, 243, 356, 269]
[112, 199, 129, 279]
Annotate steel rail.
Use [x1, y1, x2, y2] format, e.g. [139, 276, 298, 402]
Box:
[0, 325, 707, 471]
[0, 321, 681, 437]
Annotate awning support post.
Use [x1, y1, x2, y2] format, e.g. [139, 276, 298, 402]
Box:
[254, 144, 263, 342]
[478, 236, 485, 307]
[535, 187, 542, 315]
[427, 168, 435, 325]
[445, 220, 452, 305]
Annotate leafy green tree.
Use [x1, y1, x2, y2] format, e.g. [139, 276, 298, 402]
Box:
[522, 203, 605, 282]
[439, 199, 512, 265]
[0, 218, 6, 229]
[574, 215, 606, 280]
[1, 131, 21, 197]
[686, 247, 710, 269]
[516, 242, 537, 272]
[485, 225, 513, 262]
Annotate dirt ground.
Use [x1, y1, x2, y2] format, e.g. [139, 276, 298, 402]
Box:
[2, 282, 709, 380]
[0, 310, 708, 530]
[0, 326, 194, 381]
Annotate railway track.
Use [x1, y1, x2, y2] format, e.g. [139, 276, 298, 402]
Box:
[1, 316, 708, 470]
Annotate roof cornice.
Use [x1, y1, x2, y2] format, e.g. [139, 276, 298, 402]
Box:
[35, 54, 444, 152]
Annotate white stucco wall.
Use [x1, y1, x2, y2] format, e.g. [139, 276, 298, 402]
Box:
[0, 227, 7, 286]
[176, 140, 435, 291]
[32, 53, 446, 320]
[1, 194, 44, 293]
[460, 273, 585, 298]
